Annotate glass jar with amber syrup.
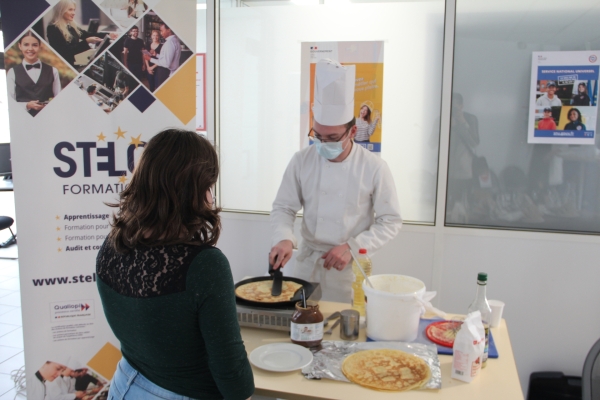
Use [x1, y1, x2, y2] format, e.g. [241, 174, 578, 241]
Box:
[290, 301, 324, 348]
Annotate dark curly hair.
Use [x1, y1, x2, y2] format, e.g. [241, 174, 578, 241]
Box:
[107, 129, 221, 253]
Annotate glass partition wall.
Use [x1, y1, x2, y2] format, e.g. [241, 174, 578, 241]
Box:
[447, 0, 600, 234]
[217, 0, 446, 223]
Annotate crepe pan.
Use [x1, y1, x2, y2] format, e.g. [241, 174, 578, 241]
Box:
[234, 276, 316, 308]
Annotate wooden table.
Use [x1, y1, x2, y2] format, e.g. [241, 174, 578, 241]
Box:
[241, 301, 523, 400]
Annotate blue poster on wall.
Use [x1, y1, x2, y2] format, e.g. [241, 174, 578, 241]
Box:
[528, 51, 600, 145]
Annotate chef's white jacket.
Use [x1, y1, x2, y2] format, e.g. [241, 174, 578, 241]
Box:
[28, 373, 47, 400]
[271, 143, 402, 256]
[46, 375, 76, 400]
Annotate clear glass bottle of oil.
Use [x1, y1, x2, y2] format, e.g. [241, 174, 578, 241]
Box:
[351, 249, 372, 316]
[467, 272, 492, 368]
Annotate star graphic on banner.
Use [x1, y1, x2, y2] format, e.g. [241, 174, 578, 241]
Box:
[97, 132, 107, 142]
[56, 227, 60, 231]
[115, 127, 127, 139]
[130, 134, 143, 149]
[55, 215, 60, 220]
[57, 237, 61, 241]
[58, 248, 62, 252]
[118, 175, 127, 184]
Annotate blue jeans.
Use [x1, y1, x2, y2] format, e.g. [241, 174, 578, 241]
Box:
[109, 357, 198, 400]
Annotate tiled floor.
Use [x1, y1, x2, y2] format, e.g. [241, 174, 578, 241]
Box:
[0, 258, 25, 399]
[0, 192, 24, 398]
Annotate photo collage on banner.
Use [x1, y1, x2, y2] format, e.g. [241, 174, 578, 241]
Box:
[0, 0, 196, 398]
[528, 51, 600, 145]
[300, 41, 384, 154]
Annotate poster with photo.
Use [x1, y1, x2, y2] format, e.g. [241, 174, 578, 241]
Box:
[528, 51, 600, 145]
[30, 0, 123, 73]
[109, 12, 193, 94]
[300, 41, 384, 154]
[0, 0, 195, 398]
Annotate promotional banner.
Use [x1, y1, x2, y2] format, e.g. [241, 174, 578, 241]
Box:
[528, 51, 600, 145]
[0, 0, 196, 398]
[196, 53, 206, 132]
[300, 41, 384, 154]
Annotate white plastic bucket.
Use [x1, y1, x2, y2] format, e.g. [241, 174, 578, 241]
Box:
[363, 274, 426, 342]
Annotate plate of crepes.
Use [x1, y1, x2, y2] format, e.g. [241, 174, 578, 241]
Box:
[342, 349, 431, 392]
[425, 320, 463, 348]
[302, 341, 441, 390]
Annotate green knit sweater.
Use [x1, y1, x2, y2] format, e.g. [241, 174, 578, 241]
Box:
[96, 241, 254, 399]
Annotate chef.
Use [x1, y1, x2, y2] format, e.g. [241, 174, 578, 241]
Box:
[28, 360, 66, 400]
[269, 58, 402, 302]
[46, 357, 97, 400]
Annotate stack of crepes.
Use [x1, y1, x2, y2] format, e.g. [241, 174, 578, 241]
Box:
[341, 349, 431, 392]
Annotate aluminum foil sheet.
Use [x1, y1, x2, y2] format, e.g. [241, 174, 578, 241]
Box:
[301, 340, 442, 390]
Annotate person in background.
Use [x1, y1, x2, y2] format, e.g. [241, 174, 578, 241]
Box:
[73, 369, 104, 394]
[564, 108, 586, 131]
[571, 82, 591, 106]
[143, 23, 181, 89]
[6, 31, 61, 116]
[29, 361, 66, 400]
[269, 59, 402, 302]
[46, 0, 116, 67]
[128, 0, 146, 18]
[47, 358, 98, 400]
[87, 85, 97, 98]
[354, 103, 380, 143]
[122, 26, 145, 81]
[447, 93, 479, 208]
[144, 30, 162, 91]
[113, 71, 131, 101]
[538, 107, 557, 130]
[96, 129, 254, 399]
[536, 81, 562, 107]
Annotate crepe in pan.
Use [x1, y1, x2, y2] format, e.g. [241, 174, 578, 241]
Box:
[342, 349, 431, 391]
[235, 280, 302, 303]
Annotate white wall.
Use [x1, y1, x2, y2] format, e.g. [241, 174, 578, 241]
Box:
[218, 211, 600, 396]
[197, 9, 207, 53]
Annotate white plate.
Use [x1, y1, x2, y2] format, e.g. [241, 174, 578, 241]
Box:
[249, 343, 313, 372]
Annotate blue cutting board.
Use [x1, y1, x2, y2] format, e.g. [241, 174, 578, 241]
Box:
[367, 318, 499, 358]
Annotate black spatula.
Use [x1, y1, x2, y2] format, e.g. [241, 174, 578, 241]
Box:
[268, 260, 282, 296]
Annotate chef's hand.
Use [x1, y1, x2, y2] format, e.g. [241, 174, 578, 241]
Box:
[322, 243, 351, 271]
[269, 240, 293, 270]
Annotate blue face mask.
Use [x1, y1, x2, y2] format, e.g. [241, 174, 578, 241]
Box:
[314, 137, 346, 160]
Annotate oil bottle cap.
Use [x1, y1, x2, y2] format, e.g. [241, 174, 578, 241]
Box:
[358, 249, 367, 254]
[477, 272, 488, 282]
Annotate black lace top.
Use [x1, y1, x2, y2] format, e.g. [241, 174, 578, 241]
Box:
[96, 240, 208, 298]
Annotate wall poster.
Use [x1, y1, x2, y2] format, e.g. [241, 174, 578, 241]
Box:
[300, 41, 384, 154]
[528, 51, 600, 145]
[196, 53, 206, 132]
[0, 0, 196, 398]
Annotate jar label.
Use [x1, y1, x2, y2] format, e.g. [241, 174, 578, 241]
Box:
[290, 322, 323, 342]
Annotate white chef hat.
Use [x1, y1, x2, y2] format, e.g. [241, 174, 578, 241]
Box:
[52, 355, 69, 367]
[312, 59, 356, 126]
[65, 357, 82, 370]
